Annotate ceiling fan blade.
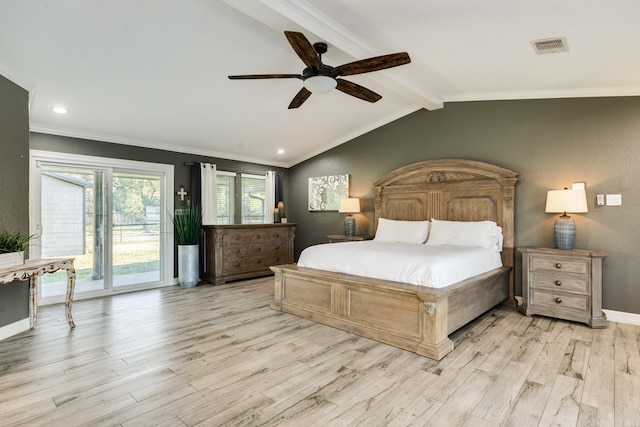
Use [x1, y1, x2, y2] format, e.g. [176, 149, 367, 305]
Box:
[228, 74, 302, 80]
[334, 52, 411, 76]
[336, 79, 382, 103]
[284, 31, 321, 69]
[288, 87, 312, 109]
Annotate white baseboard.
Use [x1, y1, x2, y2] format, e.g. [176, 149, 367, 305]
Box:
[603, 309, 640, 326]
[0, 318, 30, 340]
[514, 297, 639, 326]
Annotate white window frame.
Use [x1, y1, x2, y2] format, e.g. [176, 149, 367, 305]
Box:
[29, 150, 175, 305]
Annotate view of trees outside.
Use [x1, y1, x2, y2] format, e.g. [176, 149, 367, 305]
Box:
[241, 175, 265, 224]
[40, 167, 161, 296]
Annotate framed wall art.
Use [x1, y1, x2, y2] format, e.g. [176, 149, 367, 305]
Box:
[308, 174, 349, 211]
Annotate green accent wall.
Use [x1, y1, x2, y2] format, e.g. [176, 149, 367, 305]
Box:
[0, 75, 30, 328]
[289, 97, 640, 315]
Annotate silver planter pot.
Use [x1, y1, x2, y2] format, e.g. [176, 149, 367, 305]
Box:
[178, 244, 200, 288]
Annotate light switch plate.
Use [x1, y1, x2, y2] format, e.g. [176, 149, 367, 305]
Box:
[606, 194, 622, 206]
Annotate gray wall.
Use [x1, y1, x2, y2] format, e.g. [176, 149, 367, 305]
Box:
[30, 133, 289, 276]
[0, 75, 30, 327]
[289, 97, 640, 315]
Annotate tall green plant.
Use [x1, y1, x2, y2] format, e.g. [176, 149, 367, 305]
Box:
[0, 229, 34, 253]
[170, 203, 202, 245]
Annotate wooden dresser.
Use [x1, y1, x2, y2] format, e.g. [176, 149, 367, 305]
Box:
[518, 247, 608, 328]
[202, 223, 296, 285]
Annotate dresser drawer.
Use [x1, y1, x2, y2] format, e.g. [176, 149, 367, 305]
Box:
[223, 229, 268, 245]
[221, 241, 288, 259]
[530, 272, 590, 294]
[530, 289, 589, 312]
[530, 256, 590, 276]
[223, 255, 271, 274]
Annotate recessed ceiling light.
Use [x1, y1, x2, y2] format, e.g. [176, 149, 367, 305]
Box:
[51, 106, 69, 114]
[277, 149, 285, 154]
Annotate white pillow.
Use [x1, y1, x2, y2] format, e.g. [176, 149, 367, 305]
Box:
[425, 219, 502, 251]
[374, 218, 430, 244]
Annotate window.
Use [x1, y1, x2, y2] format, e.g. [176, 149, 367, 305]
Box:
[213, 171, 266, 224]
[241, 174, 266, 224]
[216, 171, 235, 224]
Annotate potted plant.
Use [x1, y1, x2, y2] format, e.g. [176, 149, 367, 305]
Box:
[169, 202, 203, 288]
[0, 228, 34, 269]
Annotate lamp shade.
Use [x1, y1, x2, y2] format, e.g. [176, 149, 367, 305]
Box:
[545, 188, 588, 250]
[303, 75, 337, 93]
[545, 189, 588, 214]
[339, 198, 361, 213]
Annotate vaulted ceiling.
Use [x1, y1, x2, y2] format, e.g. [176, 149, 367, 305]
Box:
[1, 1, 639, 167]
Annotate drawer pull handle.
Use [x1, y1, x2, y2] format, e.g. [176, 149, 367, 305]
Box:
[555, 297, 562, 304]
[235, 249, 240, 254]
[234, 235, 240, 240]
[234, 262, 240, 267]
[275, 233, 279, 237]
[555, 280, 562, 286]
[555, 263, 562, 269]
[275, 245, 280, 250]
[256, 235, 261, 239]
[256, 260, 261, 264]
[256, 247, 261, 252]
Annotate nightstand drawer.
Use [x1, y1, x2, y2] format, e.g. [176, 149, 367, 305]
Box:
[530, 290, 589, 312]
[530, 256, 589, 276]
[530, 272, 590, 294]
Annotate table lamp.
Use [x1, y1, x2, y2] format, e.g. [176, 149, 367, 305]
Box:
[338, 198, 360, 236]
[545, 188, 588, 249]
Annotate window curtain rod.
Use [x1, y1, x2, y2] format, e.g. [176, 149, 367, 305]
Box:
[184, 162, 269, 176]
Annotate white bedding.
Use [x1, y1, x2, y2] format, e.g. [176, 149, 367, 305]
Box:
[297, 241, 503, 288]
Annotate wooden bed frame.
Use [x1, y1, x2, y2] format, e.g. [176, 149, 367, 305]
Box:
[271, 159, 518, 360]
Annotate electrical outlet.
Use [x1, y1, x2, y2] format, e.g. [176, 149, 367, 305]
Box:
[596, 194, 605, 206]
[606, 194, 622, 206]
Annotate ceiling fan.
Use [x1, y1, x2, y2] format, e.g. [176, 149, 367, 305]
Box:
[228, 31, 411, 109]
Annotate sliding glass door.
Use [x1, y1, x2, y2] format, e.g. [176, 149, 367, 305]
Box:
[30, 151, 174, 304]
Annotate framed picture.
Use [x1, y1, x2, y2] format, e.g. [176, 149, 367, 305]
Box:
[308, 174, 349, 211]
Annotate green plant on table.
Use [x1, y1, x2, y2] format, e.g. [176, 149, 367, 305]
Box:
[0, 229, 34, 253]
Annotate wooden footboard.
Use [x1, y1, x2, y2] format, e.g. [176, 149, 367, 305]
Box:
[271, 264, 510, 360]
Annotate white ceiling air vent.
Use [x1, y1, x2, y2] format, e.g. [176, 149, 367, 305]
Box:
[531, 37, 569, 55]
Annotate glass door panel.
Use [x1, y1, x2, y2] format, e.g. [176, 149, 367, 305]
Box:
[39, 165, 108, 298]
[112, 172, 162, 288]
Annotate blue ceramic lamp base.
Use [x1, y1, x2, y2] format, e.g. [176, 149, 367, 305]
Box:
[344, 216, 355, 236]
[554, 215, 576, 250]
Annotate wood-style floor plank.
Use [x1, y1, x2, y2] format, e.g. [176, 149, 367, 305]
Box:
[0, 277, 638, 426]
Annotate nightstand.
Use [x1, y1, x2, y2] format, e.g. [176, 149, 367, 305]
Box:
[327, 235, 373, 243]
[518, 247, 608, 328]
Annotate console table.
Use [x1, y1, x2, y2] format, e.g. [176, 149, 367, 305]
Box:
[0, 258, 76, 328]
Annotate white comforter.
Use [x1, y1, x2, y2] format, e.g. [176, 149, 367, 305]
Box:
[297, 241, 503, 288]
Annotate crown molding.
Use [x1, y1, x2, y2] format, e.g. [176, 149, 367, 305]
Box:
[29, 124, 291, 169]
[444, 86, 640, 103]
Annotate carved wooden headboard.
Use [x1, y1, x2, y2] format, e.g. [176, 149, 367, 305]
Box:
[373, 159, 518, 297]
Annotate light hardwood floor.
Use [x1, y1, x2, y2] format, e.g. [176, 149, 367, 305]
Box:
[1, 278, 639, 426]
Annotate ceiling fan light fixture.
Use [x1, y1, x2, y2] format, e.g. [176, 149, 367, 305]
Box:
[303, 75, 337, 94]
